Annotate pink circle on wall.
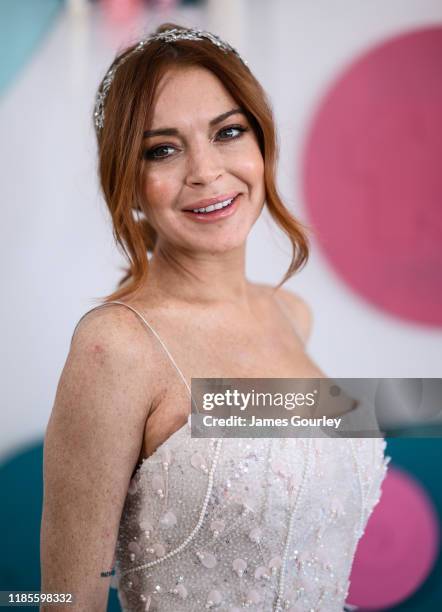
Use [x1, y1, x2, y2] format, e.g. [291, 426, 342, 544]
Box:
[302, 27, 442, 325]
[347, 467, 439, 609]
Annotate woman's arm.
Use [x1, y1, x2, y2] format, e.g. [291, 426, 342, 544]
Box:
[40, 308, 153, 611]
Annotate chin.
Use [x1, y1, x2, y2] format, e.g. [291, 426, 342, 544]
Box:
[191, 238, 246, 254]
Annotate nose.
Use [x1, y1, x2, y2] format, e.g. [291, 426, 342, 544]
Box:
[184, 141, 223, 186]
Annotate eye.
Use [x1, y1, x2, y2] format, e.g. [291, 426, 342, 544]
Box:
[216, 124, 248, 141]
[143, 144, 177, 161]
[143, 125, 249, 161]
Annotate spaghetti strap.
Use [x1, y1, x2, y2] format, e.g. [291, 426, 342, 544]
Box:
[272, 292, 306, 346]
[70, 300, 194, 404]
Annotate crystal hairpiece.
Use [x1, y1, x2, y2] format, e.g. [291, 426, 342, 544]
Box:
[94, 27, 248, 132]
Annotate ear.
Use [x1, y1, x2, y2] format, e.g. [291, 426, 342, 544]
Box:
[274, 288, 313, 345]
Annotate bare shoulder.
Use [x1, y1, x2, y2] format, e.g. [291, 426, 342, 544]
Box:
[253, 282, 314, 344]
[71, 302, 158, 361]
[67, 302, 160, 408]
[45, 302, 157, 487]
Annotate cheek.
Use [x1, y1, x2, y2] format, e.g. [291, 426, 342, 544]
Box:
[142, 169, 179, 209]
[236, 148, 264, 183]
[143, 170, 168, 197]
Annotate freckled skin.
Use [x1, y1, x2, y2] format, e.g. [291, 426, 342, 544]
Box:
[140, 66, 266, 254]
[40, 64, 322, 612]
[125, 66, 324, 458]
[91, 344, 105, 366]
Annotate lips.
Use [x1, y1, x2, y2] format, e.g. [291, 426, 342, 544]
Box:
[182, 192, 240, 212]
[183, 193, 241, 222]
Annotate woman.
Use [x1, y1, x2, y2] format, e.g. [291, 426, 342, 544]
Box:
[40, 24, 389, 612]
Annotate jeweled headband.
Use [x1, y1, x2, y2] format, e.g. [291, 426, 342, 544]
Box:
[94, 27, 248, 132]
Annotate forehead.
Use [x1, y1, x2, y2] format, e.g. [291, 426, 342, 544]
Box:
[149, 66, 237, 127]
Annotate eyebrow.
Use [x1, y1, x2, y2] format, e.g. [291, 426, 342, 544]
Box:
[143, 107, 245, 139]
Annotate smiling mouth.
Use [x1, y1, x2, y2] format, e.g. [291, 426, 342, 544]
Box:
[183, 194, 239, 216]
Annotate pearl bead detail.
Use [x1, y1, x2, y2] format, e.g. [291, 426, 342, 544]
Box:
[120, 439, 223, 577]
[274, 438, 313, 611]
[115, 429, 386, 610]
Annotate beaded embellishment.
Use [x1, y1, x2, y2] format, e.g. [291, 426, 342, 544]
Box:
[72, 301, 390, 611]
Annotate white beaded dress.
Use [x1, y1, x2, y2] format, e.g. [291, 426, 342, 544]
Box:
[73, 299, 390, 612]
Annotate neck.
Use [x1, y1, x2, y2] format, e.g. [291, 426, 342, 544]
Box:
[141, 242, 254, 310]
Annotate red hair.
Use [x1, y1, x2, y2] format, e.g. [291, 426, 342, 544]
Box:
[93, 23, 311, 303]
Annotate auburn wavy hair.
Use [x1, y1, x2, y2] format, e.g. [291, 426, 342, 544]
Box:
[93, 22, 311, 303]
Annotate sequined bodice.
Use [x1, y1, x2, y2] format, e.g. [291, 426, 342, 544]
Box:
[72, 299, 389, 612]
[113, 423, 389, 612]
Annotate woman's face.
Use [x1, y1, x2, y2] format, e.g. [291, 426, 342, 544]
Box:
[140, 65, 265, 254]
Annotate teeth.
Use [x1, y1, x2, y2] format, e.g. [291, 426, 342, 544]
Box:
[192, 197, 234, 214]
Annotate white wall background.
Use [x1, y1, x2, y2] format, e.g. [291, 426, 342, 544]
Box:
[1, 0, 441, 463]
